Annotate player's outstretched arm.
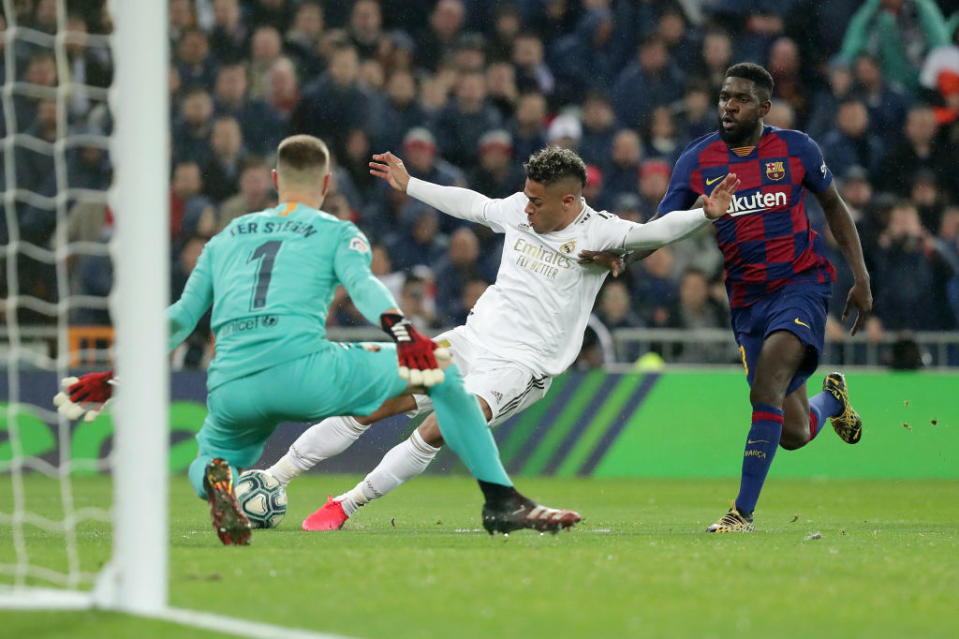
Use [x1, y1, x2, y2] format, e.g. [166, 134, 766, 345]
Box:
[369, 151, 498, 225]
[619, 174, 739, 251]
[816, 183, 872, 335]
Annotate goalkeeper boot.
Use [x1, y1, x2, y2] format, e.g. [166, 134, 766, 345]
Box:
[706, 507, 754, 533]
[302, 495, 349, 531]
[204, 458, 251, 546]
[482, 492, 581, 535]
[822, 372, 862, 444]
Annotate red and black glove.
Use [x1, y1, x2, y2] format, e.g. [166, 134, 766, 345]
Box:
[53, 370, 115, 421]
[379, 313, 449, 387]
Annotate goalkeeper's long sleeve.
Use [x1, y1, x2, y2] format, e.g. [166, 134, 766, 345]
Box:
[167, 242, 214, 352]
[332, 223, 399, 326]
[620, 208, 710, 252]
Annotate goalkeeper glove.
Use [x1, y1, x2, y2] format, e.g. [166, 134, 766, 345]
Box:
[53, 370, 115, 422]
[379, 313, 450, 387]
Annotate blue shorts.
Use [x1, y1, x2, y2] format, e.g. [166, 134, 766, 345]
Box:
[730, 282, 831, 396]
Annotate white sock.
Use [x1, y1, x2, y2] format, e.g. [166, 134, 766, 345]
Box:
[337, 429, 440, 516]
[267, 416, 368, 485]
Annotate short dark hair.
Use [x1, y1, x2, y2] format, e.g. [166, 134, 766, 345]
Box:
[524, 147, 587, 188]
[277, 135, 329, 174]
[725, 62, 774, 100]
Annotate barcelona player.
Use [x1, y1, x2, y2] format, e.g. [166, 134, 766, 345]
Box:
[658, 63, 872, 532]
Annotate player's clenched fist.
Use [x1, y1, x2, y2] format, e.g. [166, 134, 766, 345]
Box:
[379, 313, 450, 387]
[52, 370, 116, 422]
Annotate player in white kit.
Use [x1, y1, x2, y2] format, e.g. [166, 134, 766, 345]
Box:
[267, 147, 739, 530]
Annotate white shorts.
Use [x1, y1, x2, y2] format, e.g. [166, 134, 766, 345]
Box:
[410, 326, 552, 427]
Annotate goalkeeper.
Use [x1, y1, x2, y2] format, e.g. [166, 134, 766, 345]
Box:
[56, 135, 581, 545]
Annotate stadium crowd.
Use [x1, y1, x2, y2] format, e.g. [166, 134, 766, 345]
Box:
[2, 0, 959, 368]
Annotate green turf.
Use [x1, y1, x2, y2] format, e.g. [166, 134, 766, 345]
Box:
[2, 474, 959, 638]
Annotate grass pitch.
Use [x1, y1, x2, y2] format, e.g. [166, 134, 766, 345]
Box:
[2, 474, 959, 638]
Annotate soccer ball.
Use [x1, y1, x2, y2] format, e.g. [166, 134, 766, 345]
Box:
[235, 470, 288, 529]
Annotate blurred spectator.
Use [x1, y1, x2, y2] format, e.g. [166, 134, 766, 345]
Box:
[910, 169, 945, 233]
[877, 105, 949, 196]
[668, 268, 731, 363]
[370, 69, 425, 152]
[630, 246, 679, 328]
[839, 165, 874, 223]
[853, 53, 910, 148]
[692, 29, 733, 94]
[767, 37, 810, 123]
[173, 87, 215, 166]
[820, 98, 885, 178]
[64, 12, 112, 120]
[645, 106, 680, 162]
[600, 129, 642, 210]
[469, 130, 524, 200]
[434, 227, 489, 325]
[348, 0, 385, 61]
[249, 26, 283, 99]
[873, 200, 956, 330]
[550, 6, 618, 104]
[340, 127, 377, 204]
[250, 0, 294, 33]
[170, 161, 203, 239]
[486, 4, 521, 62]
[402, 127, 465, 188]
[611, 193, 643, 223]
[638, 160, 672, 220]
[398, 273, 440, 331]
[655, 6, 701, 74]
[284, 1, 324, 76]
[807, 58, 856, 141]
[840, 0, 949, 96]
[453, 33, 487, 73]
[612, 35, 686, 131]
[512, 32, 554, 96]
[546, 113, 581, 150]
[385, 203, 446, 272]
[583, 164, 604, 210]
[675, 79, 714, 143]
[209, 0, 248, 64]
[213, 62, 284, 157]
[168, 0, 195, 43]
[485, 60, 518, 121]
[176, 27, 217, 90]
[290, 42, 371, 156]
[416, 0, 466, 72]
[201, 116, 246, 203]
[509, 91, 548, 162]
[13, 51, 57, 135]
[267, 56, 300, 123]
[217, 157, 275, 232]
[594, 279, 644, 363]
[578, 91, 618, 172]
[764, 100, 796, 130]
[370, 243, 405, 302]
[432, 70, 502, 171]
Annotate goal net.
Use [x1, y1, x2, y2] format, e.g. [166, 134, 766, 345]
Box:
[0, 0, 168, 614]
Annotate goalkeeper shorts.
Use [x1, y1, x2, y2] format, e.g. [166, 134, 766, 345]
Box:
[196, 342, 409, 467]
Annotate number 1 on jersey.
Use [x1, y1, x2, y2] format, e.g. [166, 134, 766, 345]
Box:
[248, 240, 282, 310]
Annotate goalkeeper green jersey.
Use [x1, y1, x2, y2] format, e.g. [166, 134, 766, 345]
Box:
[167, 201, 396, 390]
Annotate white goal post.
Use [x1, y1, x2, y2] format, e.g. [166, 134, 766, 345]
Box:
[0, 0, 169, 614]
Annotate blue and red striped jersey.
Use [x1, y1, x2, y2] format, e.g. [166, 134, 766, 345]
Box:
[659, 126, 836, 308]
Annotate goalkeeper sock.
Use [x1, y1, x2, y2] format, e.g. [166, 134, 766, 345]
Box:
[427, 364, 512, 487]
[807, 390, 843, 441]
[337, 429, 440, 516]
[188, 455, 240, 499]
[267, 416, 369, 486]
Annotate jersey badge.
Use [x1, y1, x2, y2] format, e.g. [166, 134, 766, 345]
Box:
[560, 240, 577, 255]
[765, 161, 785, 181]
[348, 236, 370, 254]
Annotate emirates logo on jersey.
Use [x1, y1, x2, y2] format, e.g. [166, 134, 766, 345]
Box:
[559, 240, 577, 255]
[765, 161, 786, 181]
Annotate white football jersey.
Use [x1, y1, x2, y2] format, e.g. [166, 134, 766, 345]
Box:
[408, 179, 634, 376]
